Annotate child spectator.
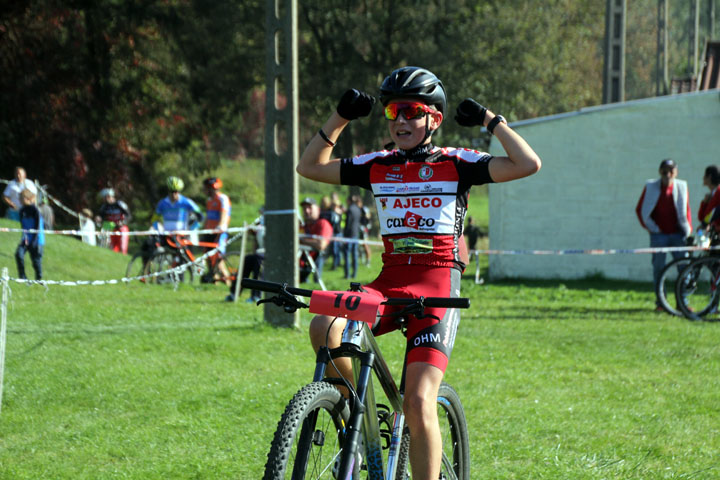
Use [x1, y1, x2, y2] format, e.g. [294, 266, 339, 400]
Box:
[15, 188, 45, 280]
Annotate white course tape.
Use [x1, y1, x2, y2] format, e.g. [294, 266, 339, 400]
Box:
[6, 231, 245, 287]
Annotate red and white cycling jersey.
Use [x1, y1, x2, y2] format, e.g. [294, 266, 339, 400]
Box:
[340, 144, 493, 270]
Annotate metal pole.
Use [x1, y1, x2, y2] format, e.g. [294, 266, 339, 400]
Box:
[603, 0, 626, 103]
[264, 0, 299, 327]
[656, 0, 670, 96]
[1, 268, 9, 415]
[689, 0, 700, 78]
[232, 223, 247, 303]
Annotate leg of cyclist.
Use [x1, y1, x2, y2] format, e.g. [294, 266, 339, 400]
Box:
[403, 362, 444, 480]
[309, 314, 353, 397]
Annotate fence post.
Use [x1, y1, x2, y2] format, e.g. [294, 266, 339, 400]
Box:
[1, 267, 9, 415]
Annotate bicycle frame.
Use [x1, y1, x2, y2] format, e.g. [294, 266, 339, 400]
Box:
[313, 318, 405, 480]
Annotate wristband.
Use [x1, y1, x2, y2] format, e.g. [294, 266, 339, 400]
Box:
[318, 129, 336, 147]
[487, 115, 507, 135]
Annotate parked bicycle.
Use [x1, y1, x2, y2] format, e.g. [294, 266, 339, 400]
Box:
[654, 228, 713, 316]
[242, 278, 470, 480]
[674, 250, 720, 321]
[126, 234, 241, 285]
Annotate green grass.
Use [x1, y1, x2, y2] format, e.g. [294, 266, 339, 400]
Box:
[1, 218, 719, 479]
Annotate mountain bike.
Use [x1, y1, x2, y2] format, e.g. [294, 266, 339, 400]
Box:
[674, 254, 720, 321]
[655, 229, 715, 316]
[126, 234, 241, 284]
[242, 278, 471, 480]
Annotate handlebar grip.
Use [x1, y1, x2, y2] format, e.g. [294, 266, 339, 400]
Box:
[240, 278, 314, 298]
[382, 297, 470, 309]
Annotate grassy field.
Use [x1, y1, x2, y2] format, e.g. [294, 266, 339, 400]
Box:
[1, 218, 719, 479]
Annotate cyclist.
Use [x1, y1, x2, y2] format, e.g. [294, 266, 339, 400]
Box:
[201, 177, 232, 285]
[149, 176, 204, 262]
[96, 188, 131, 254]
[296, 66, 541, 479]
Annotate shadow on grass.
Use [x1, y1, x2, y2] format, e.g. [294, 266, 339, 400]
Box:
[464, 271, 654, 294]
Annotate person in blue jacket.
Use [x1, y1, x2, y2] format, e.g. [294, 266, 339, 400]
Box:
[15, 188, 45, 280]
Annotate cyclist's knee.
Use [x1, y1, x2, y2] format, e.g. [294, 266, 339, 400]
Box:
[309, 314, 344, 351]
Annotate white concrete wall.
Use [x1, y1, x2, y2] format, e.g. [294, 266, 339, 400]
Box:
[488, 89, 720, 281]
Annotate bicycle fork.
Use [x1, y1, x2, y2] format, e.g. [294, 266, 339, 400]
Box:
[312, 320, 407, 480]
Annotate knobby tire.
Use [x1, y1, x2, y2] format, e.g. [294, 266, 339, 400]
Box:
[655, 256, 693, 316]
[263, 382, 351, 480]
[675, 256, 720, 320]
[394, 382, 470, 480]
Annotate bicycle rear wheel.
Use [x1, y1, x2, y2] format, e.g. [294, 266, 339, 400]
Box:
[395, 382, 470, 480]
[655, 256, 694, 316]
[218, 250, 242, 285]
[125, 252, 146, 279]
[675, 256, 720, 320]
[263, 382, 352, 480]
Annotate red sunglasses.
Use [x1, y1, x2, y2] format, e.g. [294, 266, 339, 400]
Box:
[384, 102, 437, 121]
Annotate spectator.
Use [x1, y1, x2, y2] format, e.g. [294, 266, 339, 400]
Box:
[697, 165, 720, 234]
[226, 207, 265, 303]
[359, 200, 372, 266]
[342, 194, 363, 279]
[299, 197, 333, 283]
[331, 191, 346, 269]
[319, 195, 342, 270]
[79, 208, 97, 247]
[15, 189, 44, 280]
[202, 177, 232, 285]
[3, 167, 37, 221]
[38, 194, 55, 231]
[96, 188, 131, 254]
[464, 216, 482, 251]
[635, 158, 692, 310]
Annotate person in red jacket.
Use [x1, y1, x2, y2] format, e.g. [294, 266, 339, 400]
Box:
[299, 197, 333, 283]
[697, 165, 720, 234]
[635, 159, 692, 310]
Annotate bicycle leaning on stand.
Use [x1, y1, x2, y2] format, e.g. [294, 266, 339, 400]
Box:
[242, 278, 470, 480]
[126, 234, 241, 285]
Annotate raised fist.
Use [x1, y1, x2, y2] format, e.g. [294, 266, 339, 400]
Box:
[454, 98, 487, 127]
[337, 89, 376, 120]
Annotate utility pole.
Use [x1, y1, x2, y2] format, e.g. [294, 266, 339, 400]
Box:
[603, 0, 626, 103]
[656, 0, 670, 96]
[264, 0, 299, 327]
[689, 0, 700, 79]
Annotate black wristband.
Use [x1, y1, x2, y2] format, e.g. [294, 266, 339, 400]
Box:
[318, 129, 336, 147]
[487, 115, 507, 135]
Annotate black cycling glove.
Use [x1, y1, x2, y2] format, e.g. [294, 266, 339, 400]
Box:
[455, 98, 488, 127]
[337, 89, 376, 120]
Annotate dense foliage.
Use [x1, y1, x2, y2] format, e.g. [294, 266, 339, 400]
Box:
[1, 1, 716, 222]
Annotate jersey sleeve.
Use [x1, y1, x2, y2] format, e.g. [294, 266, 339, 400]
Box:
[452, 150, 494, 190]
[340, 157, 373, 190]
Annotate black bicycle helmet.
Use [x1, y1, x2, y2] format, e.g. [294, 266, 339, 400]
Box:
[379, 66, 447, 115]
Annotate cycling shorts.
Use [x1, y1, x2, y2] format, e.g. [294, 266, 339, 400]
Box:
[362, 265, 462, 372]
[201, 232, 227, 254]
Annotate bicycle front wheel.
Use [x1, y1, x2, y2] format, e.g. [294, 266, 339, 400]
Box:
[395, 382, 470, 480]
[263, 382, 352, 480]
[675, 256, 720, 320]
[655, 255, 693, 316]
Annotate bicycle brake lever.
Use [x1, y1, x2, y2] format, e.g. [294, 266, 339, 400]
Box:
[256, 284, 309, 313]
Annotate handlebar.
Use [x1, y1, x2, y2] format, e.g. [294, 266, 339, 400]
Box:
[241, 278, 470, 309]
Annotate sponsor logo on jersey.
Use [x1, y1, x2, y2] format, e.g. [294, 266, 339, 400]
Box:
[391, 197, 443, 209]
[422, 184, 443, 193]
[385, 173, 404, 182]
[418, 166, 433, 180]
[386, 213, 436, 230]
[414, 332, 441, 346]
[379, 185, 395, 193]
[389, 237, 434, 254]
[379, 198, 388, 210]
